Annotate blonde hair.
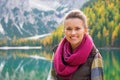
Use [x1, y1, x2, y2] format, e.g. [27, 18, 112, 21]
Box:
[63, 9, 88, 29]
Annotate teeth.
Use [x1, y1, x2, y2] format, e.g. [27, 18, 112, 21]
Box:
[70, 37, 77, 40]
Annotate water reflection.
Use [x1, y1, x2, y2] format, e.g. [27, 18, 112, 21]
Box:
[0, 49, 52, 80]
[100, 49, 120, 80]
[0, 49, 120, 80]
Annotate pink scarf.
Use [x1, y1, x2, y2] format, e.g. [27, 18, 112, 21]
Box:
[53, 34, 94, 79]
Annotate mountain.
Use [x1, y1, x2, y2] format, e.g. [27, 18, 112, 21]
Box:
[0, 0, 88, 40]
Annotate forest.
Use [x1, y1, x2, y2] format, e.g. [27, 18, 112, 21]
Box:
[41, 0, 120, 48]
[0, 0, 120, 48]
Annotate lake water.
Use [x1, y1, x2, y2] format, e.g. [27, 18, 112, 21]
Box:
[0, 49, 120, 80]
[99, 49, 120, 80]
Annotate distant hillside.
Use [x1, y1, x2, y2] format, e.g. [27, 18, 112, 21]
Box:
[0, 0, 87, 40]
[41, 0, 120, 47]
[82, 0, 120, 47]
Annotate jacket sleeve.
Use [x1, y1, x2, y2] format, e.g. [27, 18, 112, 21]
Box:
[47, 63, 57, 80]
[91, 52, 104, 80]
[47, 53, 57, 80]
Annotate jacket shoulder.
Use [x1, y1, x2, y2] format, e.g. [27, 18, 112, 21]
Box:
[91, 51, 104, 80]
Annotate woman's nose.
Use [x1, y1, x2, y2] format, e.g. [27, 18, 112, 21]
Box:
[71, 30, 76, 34]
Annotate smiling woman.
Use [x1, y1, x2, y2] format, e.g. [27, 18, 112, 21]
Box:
[49, 9, 104, 80]
[64, 18, 86, 50]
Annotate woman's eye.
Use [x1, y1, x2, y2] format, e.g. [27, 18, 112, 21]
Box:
[75, 27, 81, 30]
[66, 28, 72, 30]
[65, 26, 82, 31]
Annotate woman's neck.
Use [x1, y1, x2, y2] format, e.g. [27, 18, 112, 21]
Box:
[71, 42, 81, 52]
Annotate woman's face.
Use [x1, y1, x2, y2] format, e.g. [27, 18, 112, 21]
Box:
[64, 18, 86, 50]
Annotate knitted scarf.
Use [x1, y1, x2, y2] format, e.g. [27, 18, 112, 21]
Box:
[53, 34, 93, 80]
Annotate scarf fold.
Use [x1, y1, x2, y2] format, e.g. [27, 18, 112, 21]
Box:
[53, 34, 94, 79]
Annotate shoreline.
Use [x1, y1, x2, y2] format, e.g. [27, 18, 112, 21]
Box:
[0, 46, 42, 50]
[0, 46, 119, 50]
[98, 47, 120, 50]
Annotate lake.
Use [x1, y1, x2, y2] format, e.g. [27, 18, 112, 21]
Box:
[99, 49, 120, 80]
[0, 48, 120, 80]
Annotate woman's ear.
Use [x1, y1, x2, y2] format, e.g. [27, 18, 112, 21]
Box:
[84, 28, 88, 34]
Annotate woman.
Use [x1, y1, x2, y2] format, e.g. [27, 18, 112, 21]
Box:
[48, 9, 103, 80]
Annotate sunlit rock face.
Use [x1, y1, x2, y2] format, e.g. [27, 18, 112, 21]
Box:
[0, 0, 88, 40]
